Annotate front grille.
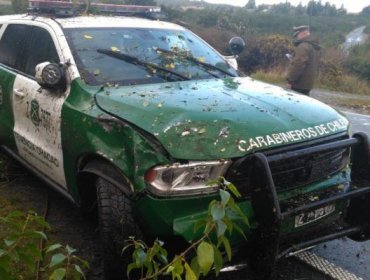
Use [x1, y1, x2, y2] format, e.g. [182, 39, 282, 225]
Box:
[226, 135, 350, 193]
[270, 147, 349, 190]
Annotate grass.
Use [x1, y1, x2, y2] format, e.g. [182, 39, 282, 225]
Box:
[319, 74, 370, 95]
[251, 68, 287, 85]
[250, 67, 370, 96]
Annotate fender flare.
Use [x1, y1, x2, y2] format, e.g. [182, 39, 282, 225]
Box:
[79, 160, 134, 197]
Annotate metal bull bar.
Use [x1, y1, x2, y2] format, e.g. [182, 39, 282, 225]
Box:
[247, 132, 370, 279]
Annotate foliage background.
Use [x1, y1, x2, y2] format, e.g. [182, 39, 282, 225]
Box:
[1, 0, 370, 92]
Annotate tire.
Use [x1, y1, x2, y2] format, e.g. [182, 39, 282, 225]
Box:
[96, 177, 143, 280]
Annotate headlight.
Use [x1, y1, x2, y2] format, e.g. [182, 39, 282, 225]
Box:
[144, 160, 231, 196]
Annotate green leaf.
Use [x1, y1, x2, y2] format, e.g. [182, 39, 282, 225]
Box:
[213, 245, 223, 276]
[134, 248, 146, 266]
[122, 243, 134, 254]
[219, 189, 231, 206]
[32, 215, 51, 229]
[233, 223, 247, 240]
[173, 256, 184, 275]
[17, 249, 36, 273]
[72, 256, 90, 269]
[193, 220, 206, 233]
[23, 243, 42, 261]
[32, 230, 47, 240]
[49, 253, 67, 268]
[4, 239, 15, 247]
[165, 265, 174, 274]
[145, 260, 153, 276]
[184, 262, 197, 280]
[211, 203, 225, 221]
[66, 244, 76, 255]
[153, 261, 159, 275]
[196, 241, 214, 275]
[127, 262, 139, 278]
[206, 178, 220, 187]
[49, 268, 66, 280]
[74, 264, 86, 279]
[220, 236, 232, 261]
[207, 200, 217, 216]
[46, 244, 63, 254]
[223, 216, 233, 234]
[226, 181, 241, 198]
[190, 257, 200, 279]
[204, 221, 214, 235]
[216, 220, 227, 237]
[227, 197, 249, 226]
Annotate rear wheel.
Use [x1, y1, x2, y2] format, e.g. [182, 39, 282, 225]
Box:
[96, 177, 142, 280]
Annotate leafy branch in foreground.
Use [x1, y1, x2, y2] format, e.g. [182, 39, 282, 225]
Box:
[0, 210, 89, 280]
[125, 177, 249, 280]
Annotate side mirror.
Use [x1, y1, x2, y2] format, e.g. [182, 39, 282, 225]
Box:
[35, 62, 67, 92]
[228, 37, 246, 56]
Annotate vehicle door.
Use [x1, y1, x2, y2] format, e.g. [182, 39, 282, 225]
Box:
[0, 23, 27, 150]
[8, 23, 68, 188]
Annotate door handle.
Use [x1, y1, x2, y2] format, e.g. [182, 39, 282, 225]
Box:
[14, 88, 25, 98]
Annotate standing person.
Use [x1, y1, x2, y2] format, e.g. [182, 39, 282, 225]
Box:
[286, 25, 321, 95]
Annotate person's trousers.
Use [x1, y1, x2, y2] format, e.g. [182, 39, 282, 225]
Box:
[292, 87, 311, 95]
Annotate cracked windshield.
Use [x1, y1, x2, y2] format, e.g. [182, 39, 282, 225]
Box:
[66, 28, 238, 85]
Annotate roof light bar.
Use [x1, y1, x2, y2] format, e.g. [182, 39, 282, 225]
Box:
[28, 0, 162, 18]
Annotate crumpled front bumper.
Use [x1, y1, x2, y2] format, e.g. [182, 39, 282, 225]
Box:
[246, 132, 370, 278]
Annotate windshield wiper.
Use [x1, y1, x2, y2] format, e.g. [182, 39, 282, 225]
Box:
[155, 48, 237, 78]
[97, 48, 190, 81]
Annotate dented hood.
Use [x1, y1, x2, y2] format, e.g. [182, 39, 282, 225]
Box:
[95, 77, 348, 160]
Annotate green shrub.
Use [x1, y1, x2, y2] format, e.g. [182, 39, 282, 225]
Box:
[0, 210, 89, 280]
[126, 177, 249, 280]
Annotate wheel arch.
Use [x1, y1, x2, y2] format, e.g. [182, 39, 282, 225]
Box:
[76, 153, 134, 215]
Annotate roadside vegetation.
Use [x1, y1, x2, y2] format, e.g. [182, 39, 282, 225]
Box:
[125, 178, 248, 280]
[160, 0, 370, 95]
[0, 155, 89, 280]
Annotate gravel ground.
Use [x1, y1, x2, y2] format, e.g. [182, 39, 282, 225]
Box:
[311, 89, 370, 114]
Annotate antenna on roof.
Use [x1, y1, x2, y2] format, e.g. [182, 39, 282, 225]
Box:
[27, 0, 163, 19]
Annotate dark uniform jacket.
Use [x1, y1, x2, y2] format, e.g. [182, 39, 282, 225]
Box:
[287, 35, 321, 91]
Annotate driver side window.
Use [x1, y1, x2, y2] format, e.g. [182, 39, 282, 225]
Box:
[23, 26, 59, 76]
[0, 24, 59, 77]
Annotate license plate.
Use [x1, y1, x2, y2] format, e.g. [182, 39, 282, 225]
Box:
[294, 204, 335, 228]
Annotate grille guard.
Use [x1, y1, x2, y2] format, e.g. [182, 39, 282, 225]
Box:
[246, 132, 370, 278]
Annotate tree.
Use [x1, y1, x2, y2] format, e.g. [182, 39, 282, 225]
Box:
[361, 5, 370, 14]
[295, 2, 305, 15]
[124, 0, 157, 5]
[11, 0, 27, 13]
[245, 0, 255, 9]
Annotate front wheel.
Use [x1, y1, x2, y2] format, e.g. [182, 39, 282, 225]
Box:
[96, 177, 143, 280]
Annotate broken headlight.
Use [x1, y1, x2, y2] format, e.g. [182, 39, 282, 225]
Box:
[145, 160, 231, 196]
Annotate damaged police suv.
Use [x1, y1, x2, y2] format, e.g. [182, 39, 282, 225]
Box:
[1, 2, 370, 279]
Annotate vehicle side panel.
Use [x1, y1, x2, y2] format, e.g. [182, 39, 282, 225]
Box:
[60, 79, 170, 199]
[0, 68, 16, 149]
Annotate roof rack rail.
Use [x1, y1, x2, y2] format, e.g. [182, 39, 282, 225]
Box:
[27, 0, 163, 19]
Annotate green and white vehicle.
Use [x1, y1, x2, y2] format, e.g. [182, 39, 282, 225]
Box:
[1, 2, 370, 279]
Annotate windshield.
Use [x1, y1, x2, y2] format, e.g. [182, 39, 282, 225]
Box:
[65, 27, 238, 86]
